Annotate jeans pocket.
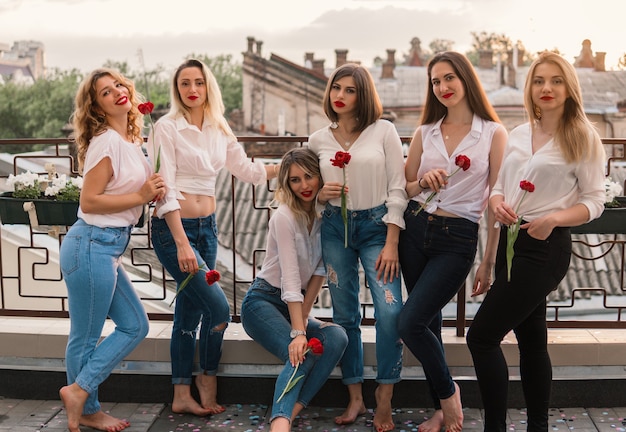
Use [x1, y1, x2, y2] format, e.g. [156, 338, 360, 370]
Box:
[60, 234, 81, 276]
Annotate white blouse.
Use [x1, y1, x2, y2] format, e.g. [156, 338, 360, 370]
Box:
[491, 123, 605, 223]
[308, 119, 408, 229]
[257, 204, 326, 303]
[149, 114, 267, 218]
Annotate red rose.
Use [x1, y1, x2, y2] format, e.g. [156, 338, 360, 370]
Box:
[307, 337, 324, 355]
[455, 154, 471, 171]
[138, 102, 154, 115]
[520, 180, 535, 193]
[330, 151, 351, 169]
[205, 269, 221, 285]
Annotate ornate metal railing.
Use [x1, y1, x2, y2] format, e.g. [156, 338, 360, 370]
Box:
[0, 137, 625, 336]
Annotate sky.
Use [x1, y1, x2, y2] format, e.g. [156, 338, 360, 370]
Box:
[0, 0, 624, 74]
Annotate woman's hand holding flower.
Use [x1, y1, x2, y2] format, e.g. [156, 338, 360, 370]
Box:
[288, 334, 308, 367]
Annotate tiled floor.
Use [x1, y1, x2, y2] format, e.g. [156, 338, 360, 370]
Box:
[2, 399, 626, 432]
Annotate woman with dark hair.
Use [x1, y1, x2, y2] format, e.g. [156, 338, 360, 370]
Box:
[59, 68, 164, 432]
[397, 51, 507, 432]
[309, 63, 407, 432]
[467, 51, 605, 432]
[148, 58, 279, 416]
[241, 147, 348, 432]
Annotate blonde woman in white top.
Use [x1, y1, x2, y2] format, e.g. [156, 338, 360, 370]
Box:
[309, 63, 407, 432]
[241, 147, 348, 432]
[149, 59, 278, 416]
[398, 51, 507, 432]
[467, 51, 605, 432]
[59, 68, 165, 432]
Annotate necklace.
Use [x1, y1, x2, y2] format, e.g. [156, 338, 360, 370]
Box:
[333, 125, 359, 149]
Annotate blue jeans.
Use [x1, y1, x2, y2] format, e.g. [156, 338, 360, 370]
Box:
[240, 278, 348, 422]
[398, 202, 478, 406]
[60, 219, 149, 415]
[151, 215, 231, 385]
[321, 203, 403, 384]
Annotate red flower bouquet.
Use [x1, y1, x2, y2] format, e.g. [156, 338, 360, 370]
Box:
[506, 180, 535, 282]
[331, 151, 351, 248]
[276, 337, 324, 402]
[414, 154, 471, 215]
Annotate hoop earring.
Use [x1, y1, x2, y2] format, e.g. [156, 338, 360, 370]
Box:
[534, 105, 542, 120]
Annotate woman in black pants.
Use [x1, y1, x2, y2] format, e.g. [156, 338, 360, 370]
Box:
[466, 51, 606, 432]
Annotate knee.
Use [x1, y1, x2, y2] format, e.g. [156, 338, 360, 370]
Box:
[321, 323, 349, 351]
[212, 321, 228, 333]
[397, 310, 426, 340]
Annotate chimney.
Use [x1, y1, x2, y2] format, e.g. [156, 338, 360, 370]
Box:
[381, 49, 396, 79]
[312, 59, 325, 76]
[304, 52, 314, 68]
[335, 49, 348, 68]
[255, 40, 263, 56]
[595, 52, 606, 72]
[246, 36, 255, 54]
[478, 50, 493, 69]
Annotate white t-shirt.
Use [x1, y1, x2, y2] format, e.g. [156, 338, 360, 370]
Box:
[491, 123, 605, 223]
[150, 114, 267, 218]
[78, 128, 151, 227]
[257, 204, 325, 304]
[308, 119, 407, 229]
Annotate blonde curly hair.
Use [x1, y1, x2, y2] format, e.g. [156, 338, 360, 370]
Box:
[70, 68, 144, 171]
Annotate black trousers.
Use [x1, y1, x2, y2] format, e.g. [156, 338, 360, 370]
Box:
[467, 225, 572, 432]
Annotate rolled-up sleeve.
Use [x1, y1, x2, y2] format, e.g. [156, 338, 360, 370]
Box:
[382, 126, 408, 229]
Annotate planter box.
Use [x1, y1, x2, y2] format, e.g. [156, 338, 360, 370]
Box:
[571, 197, 626, 235]
[0, 192, 79, 226]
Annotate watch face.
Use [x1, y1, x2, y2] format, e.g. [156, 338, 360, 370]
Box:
[290, 329, 304, 338]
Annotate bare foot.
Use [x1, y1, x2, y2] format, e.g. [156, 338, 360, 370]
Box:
[440, 382, 463, 432]
[373, 384, 395, 432]
[60, 384, 88, 432]
[270, 416, 291, 432]
[418, 409, 445, 432]
[80, 411, 130, 432]
[334, 400, 367, 425]
[195, 374, 226, 414]
[172, 384, 215, 416]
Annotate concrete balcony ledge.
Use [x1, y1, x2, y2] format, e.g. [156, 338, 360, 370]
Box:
[3, 316, 626, 408]
[1, 316, 626, 381]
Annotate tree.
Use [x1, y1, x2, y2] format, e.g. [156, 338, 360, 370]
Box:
[466, 31, 512, 66]
[429, 39, 454, 55]
[618, 53, 626, 70]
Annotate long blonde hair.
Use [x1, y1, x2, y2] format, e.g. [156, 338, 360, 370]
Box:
[274, 148, 321, 225]
[524, 52, 603, 163]
[166, 58, 235, 140]
[71, 68, 143, 171]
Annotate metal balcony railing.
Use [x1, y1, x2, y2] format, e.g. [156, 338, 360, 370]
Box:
[0, 137, 625, 337]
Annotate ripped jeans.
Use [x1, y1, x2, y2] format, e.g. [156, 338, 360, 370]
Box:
[321, 204, 403, 384]
[151, 215, 231, 385]
[241, 278, 348, 422]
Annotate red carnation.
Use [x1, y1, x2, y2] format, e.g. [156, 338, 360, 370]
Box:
[138, 101, 154, 115]
[205, 269, 221, 285]
[307, 337, 324, 355]
[520, 180, 535, 193]
[331, 151, 351, 169]
[455, 154, 471, 171]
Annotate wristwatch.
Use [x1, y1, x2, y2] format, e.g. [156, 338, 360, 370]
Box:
[290, 329, 306, 338]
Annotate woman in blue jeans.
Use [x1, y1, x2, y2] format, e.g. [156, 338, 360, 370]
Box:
[397, 52, 507, 432]
[241, 148, 348, 432]
[59, 68, 165, 432]
[148, 59, 279, 416]
[309, 63, 407, 432]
